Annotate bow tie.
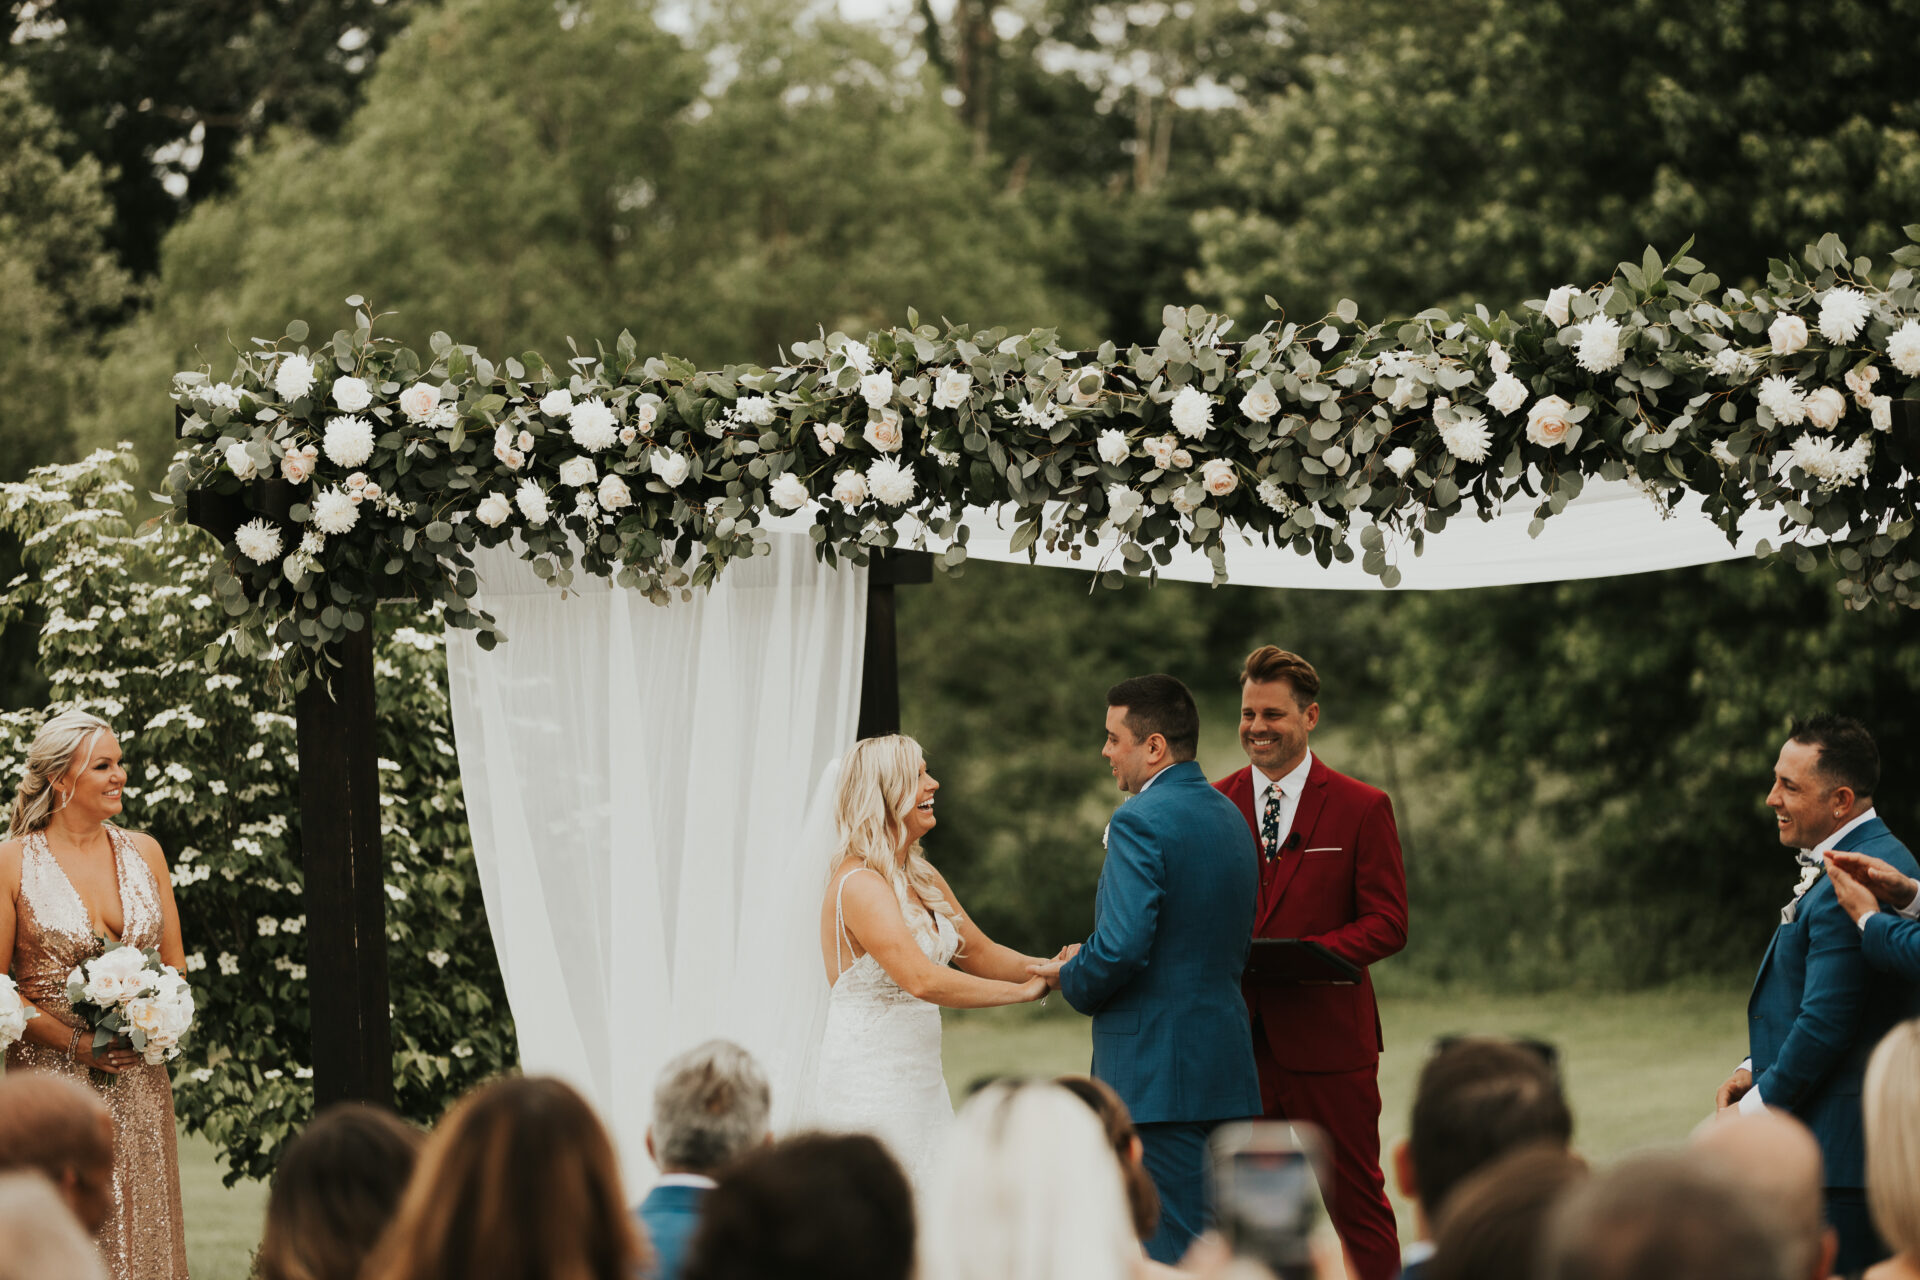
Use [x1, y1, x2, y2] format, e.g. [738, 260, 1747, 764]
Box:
[1796, 849, 1825, 869]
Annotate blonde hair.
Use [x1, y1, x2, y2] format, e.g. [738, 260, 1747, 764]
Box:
[834, 735, 956, 936]
[1866, 1017, 1920, 1257]
[8, 710, 112, 839]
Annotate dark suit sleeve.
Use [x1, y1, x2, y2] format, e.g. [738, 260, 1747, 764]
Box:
[1862, 910, 1920, 982]
[1058, 805, 1164, 1015]
[1756, 890, 1870, 1109]
[1300, 791, 1408, 968]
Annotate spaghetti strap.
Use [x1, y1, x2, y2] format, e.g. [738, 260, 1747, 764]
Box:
[833, 867, 881, 973]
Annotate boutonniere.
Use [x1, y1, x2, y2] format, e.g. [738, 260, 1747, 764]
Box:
[1793, 862, 1824, 899]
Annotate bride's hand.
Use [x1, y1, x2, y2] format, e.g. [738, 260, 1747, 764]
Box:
[1016, 975, 1051, 1003]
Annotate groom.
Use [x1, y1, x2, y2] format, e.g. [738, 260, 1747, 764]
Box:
[1033, 674, 1262, 1264]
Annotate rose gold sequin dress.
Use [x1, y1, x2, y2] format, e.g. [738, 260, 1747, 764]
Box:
[6, 827, 190, 1280]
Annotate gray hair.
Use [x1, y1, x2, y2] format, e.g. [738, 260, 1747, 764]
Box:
[651, 1040, 770, 1175]
[8, 710, 112, 839]
[0, 1171, 108, 1280]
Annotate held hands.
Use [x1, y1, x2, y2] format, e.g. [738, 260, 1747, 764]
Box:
[1828, 851, 1919, 911]
[1026, 942, 1081, 991]
[1825, 855, 1881, 924]
[1715, 1066, 1754, 1112]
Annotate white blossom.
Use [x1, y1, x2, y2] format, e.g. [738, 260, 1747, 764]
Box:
[1171, 488, 1199, 515]
[1171, 448, 1194, 470]
[399, 382, 442, 422]
[1709, 348, 1757, 380]
[1488, 341, 1510, 375]
[331, 376, 373, 412]
[234, 519, 283, 564]
[1201, 459, 1238, 497]
[1804, 386, 1847, 431]
[842, 340, 874, 374]
[1070, 366, 1105, 406]
[932, 368, 974, 410]
[1170, 386, 1214, 439]
[1143, 435, 1179, 470]
[1757, 375, 1809, 427]
[736, 395, 778, 427]
[1239, 378, 1281, 423]
[928, 446, 960, 468]
[650, 450, 690, 487]
[770, 473, 811, 510]
[1818, 287, 1873, 345]
[868, 457, 918, 506]
[1785, 433, 1872, 490]
[597, 474, 633, 510]
[1575, 315, 1626, 373]
[830, 468, 869, 507]
[573, 491, 598, 518]
[225, 442, 259, 480]
[323, 415, 376, 468]
[1889, 321, 1920, 376]
[1097, 429, 1131, 467]
[1439, 411, 1493, 463]
[1543, 286, 1579, 327]
[1384, 446, 1418, 478]
[1257, 477, 1298, 516]
[281, 444, 318, 485]
[1525, 396, 1575, 450]
[515, 481, 551, 526]
[201, 382, 244, 413]
[1872, 395, 1894, 432]
[864, 411, 905, 453]
[1487, 372, 1529, 415]
[1769, 313, 1809, 356]
[475, 493, 512, 527]
[1846, 364, 1880, 405]
[539, 387, 574, 417]
[860, 371, 895, 409]
[558, 456, 598, 487]
[814, 422, 845, 454]
[1712, 439, 1738, 467]
[1107, 485, 1144, 524]
[569, 398, 618, 451]
[310, 489, 360, 535]
[274, 353, 317, 401]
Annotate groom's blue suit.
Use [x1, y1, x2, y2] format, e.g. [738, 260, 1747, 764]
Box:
[1059, 760, 1262, 1263]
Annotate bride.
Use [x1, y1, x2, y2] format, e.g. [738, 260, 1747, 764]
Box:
[808, 734, 1053, 1185]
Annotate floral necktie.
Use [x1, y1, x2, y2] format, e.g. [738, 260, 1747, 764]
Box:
[1261, 785, 1283, 861]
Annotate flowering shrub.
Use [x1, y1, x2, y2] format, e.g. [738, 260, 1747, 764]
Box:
[0, 449, 513, 1181]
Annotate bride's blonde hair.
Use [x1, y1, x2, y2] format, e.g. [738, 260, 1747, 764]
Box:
[834, 735, 956, 933]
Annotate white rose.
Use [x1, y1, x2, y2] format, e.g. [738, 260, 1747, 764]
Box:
[1487, 372, 1528, 415]
[225, 441, 259, 481]
[234, 518, 283, 564]
[1804, 386, 1847, 431]
[1201, 458, 1238, 497]
[1757, 375, 1809, 427]
[1525, 395, 1575, 449]
[1846, 364, 1880, 405]
[1712, 439, 1737, 467]
[1543, 286, 1579, 328]
[842, 340, 874, 374]
[398, 382, 443, 422]
[1097, 429, 1131, 467]
[860, 371, 895, 409]
[1170, 386, 1214, 439]
[281, 445, 317, 485]
[769, 472, 811, 510]
[558, 456, 598, 487]
[475, 493, 512, 527]
[1888, 320, 1920, 377]
[1239, 378, 1281, 423]
[274, 353, 317, 401]
[1488, 341, 1511, 375]
[514, 481, 551, 526]
[331, 376, 372, 412]
[323, 414, 376, 468]
[830, 468, 869, 507]
[540, 387, 574, 417]
[1107, 485, 1144, 525]
[1818, 287, 1873, 345]
[868, 457, 918, 506]
[1143, 435, 1178, 470]
[650, 450, 690, 488]
[864, 411, 905, 453]
[931, 369, 973, 411]
[311, 489, 360, 535]
[1070, 366, 1105, 406]
[1385, 446, 1418, 478]
[1871, 395, 1894, 432]
[82, 946, 151, 1005]
[736, 395, 778, 427]
[1171, 488, 1199, 515]
[1769, 313, 1809, 356]
[493, 443, 525, 471]
[814, 422, 845, 454]
[1575, 315, 1626, 374]
[634, 396, 661, 427]
[569, 398, 618, 451]
[597, 474, 633, 510]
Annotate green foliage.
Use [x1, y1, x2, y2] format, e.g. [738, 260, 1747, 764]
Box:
[0, 447, 513, 1181]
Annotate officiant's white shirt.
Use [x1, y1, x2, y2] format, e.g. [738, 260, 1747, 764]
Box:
[1253, 751, 1315, 854]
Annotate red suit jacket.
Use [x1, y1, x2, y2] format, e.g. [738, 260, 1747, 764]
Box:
[1216, 758, 1409, 1073]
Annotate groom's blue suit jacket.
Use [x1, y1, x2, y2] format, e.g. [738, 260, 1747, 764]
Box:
[1059, 760, 1263, 1126]
[1749, 816, 1920, 1189]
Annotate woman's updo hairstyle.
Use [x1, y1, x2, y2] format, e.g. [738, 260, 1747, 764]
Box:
[8, 709, 112, 839]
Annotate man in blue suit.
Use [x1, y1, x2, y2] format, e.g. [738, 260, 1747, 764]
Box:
[1033, 673, 1262, 1264]
[1715, 714, 1920, 1276]
[634, 1040, 771, 1280]
[1828, 846, 1920, 979]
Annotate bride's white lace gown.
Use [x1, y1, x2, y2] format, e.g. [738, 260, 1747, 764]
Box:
[807, 868, 958, 1187]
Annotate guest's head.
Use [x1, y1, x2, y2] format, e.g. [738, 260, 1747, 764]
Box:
[1866, 1017, 1920, 1270]
[1055, 1074, 1160, 1244]
[0, 1171, 107, 1280]
[254, 1102, 424, 1280]
[362, 1075, 647, 1280]
[647, 1040, 771, 1177]
[1770, 714, 1877, 849]
[1105, 674, 1199, 792]
[1541, 1152, 1790, 1280]
[9, 708, 118, 837]
[1428, 1145, 1587, 1280]
[0, 1071, 114, 1231]
[681, 1132, 913, 1280]
[1692, 1110, 1834, 1280]
[1238, 647, 1321, 778]
[921, 1080, 1139, 1280]
[1395, 1036, 1571, 1238]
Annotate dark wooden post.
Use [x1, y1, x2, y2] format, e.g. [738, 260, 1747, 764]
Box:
[857, 550, 933, 738]
[293, 628, 392, 1108]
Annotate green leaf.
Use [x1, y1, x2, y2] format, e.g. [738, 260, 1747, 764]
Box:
[285, 319, 309, 344]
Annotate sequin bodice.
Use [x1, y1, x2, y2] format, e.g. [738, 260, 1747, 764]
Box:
[12, 828, 165, 1017]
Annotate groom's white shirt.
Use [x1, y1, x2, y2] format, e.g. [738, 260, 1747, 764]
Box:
[1253, 750, 1315, 853]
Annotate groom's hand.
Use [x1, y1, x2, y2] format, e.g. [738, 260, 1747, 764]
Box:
[1715, 1066, 1754, 1112]
[1051, 942, 1082, 964]
[1028, 959, 1065, 990]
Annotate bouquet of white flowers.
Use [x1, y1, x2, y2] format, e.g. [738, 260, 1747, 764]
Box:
[0, 972, 34, 1052]
[65, 940, 196, 1069]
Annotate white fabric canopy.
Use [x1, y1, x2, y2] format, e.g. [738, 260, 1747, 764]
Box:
[443, 536, 865, 1178]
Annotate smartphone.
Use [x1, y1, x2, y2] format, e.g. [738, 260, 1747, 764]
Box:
[1208, 1121, 1329, 1280]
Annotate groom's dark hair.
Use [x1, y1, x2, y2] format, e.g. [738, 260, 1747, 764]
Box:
[1789, 713, 1879, 800]
[1107, 674, 1200, 761]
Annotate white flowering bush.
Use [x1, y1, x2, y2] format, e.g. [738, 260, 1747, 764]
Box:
[0, 449, 513, 1181]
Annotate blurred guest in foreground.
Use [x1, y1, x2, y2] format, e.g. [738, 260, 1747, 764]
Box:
[1692, 1110, 1835, 1280]
[362, 1075, 648, 1280]
[1541, 1151, 1791, 1280]
[681, 1132, 913, 1280]
[638, 1040, 772, 1280]
[1864, 1018, 1920, 1280]
[0, 1071, 115, 1232]
[1426, 1145, 1587, 1280]
[1056, 1074, 1175, 1277]
[0, 1170, 108, 1280]
[253, 1103, 423, 1280]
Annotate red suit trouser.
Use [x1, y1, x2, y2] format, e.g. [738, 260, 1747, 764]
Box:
[1255, 1023, 1400, 1280]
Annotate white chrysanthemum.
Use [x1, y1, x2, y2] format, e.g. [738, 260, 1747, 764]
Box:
[1785, 433, 1872, 489]
[1201, 458, 1238, 497]
[1709, 348, 1757, 380]
[1170, 386, 1213, 439]
[1872, 396, 1894, 432]
[475, 493, 512, 527]
[1888, 321, 1920, 376]
[868, 457, 918, 506]
[831, 468, 868, 507]
[650, 450, 690, 487]
[558, 456, 598, 487]
[225, 441, 259, 481]
[1542, 286, 1578, 327]
[1757, 375, 1809, 426]
[274, 353, 317, 400]
[932, 369, 973, 411]
[1575, 315, 1626, 373]
[1769, 313, 1809, 356]
[1097, 429, 1130, 466]
[234, 519, 283, 564]
[331, 376, 372, 412]
[1107, 485, 1144, 524]
[860, 371, 894, 410]
[514, 481, 551, 526]
[323, 414, 376, 468]
[1804, 386, 1847, 431]
[1384, 446, 1418, 478]
[1439, 411, 1494, 463]
[569, 398, 618, 451]
[399, 382, 442, 422]
[1239, 379, 1281, 423]
[598, 474, 633, 510]
[736, 395, 778, 427]
[770, 472, 810, 510]
[1487, 372, 1528, 416]
[310, 489, 360, 535]
[1818, 287, 1873, 345]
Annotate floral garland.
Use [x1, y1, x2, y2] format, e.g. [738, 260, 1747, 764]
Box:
[168, 231, 1920, 665]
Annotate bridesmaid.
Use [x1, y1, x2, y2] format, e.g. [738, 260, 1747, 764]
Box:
[1, 709, 191, 1279]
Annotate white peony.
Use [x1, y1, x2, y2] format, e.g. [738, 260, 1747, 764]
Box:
[331, 376, 372, 412]
[770, 472, 811, 511]
[234, 518, 283, 564]
[475, 493, 512, 527]
[399, 382, 443, 422]
[539, 388, 574, 417]
[1872, 395, 1894, 432]
[514, 481, 551, 526]
[860, 371, 895, 410]
[1170, 386, 1214, 439]
[79, 945, 151, 1005]
[932, 368, 973, 411]
[569, 398, 618, 451]
[1525, 396, 1576, 450]
[1384, 446, 1418, 478]
[831, 468, 869, 507]
[1488, 341, 1511, 375]
[225, 441, 259, 481]
[1487, 372, 1528, 415]
[1769, 313, 1809, 356]
[735, 395, 778, 427]
[1143, 435, 1178, 470]
[1757, 375, 1809, 426]
[1818, 287, 1873, 345]
[1070, 366, 1105, 406]
[558, 456, 598, 487]
[1709, 348, 1757, 380]
[598, 474, 633, 510]
[0, 974, 32, 1049]
[274, 353, 317, 401]
[1201, 458, 1238, 497]
[1543, 286, 1579, 328]
[1889, 321, 1920, 376]
[814, 422, 845, 454]
[1097, 428, 1131, 467]
[842, 340, 875, 374]
[868, 457, 918, 506]
[310, 489, 360, 535]
[1575, 315, 1626, 373]
[1107, 485, 1144, 525]
[323, 414, 376, 467]
[1846, 364, 1880, 405]
[1803, 386, 1847, 431]
[1239, 378, 1281, 423]
[1439, 411, 1493, 463]
[864, 411, 905, 453]
[650, 450, 691, 488]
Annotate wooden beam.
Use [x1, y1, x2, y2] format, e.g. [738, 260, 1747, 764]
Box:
[857, 550, 932, 738]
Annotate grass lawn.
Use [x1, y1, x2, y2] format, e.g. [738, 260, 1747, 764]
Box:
[175, 985, 1748, 1277]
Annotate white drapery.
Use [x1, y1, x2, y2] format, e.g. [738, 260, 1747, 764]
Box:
[443, 536, 865, 1176]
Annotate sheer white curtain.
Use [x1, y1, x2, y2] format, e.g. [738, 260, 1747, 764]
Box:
[443, 536, 865, 1175]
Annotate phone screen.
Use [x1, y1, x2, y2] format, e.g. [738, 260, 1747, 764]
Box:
[1210, 1125, 1326, 1280]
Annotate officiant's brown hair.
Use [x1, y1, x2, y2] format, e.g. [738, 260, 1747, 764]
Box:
[1240, 646, 1320, 705]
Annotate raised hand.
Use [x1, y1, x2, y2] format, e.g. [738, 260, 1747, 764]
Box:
[1826, 856, 1881, 924]
[1829, 851, 1920, 910]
